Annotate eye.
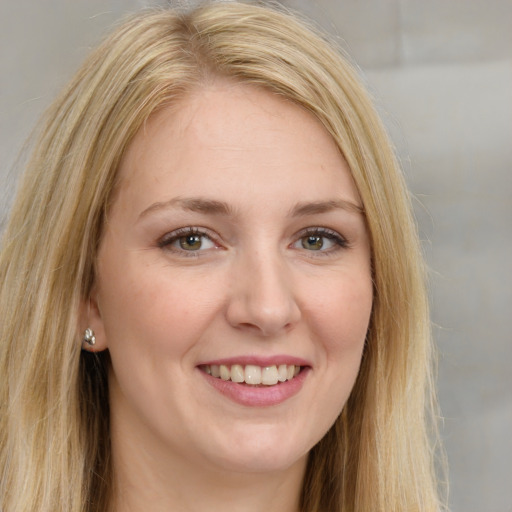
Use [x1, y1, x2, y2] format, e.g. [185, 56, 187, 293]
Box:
[300, 235, 333, 251]
[158, 228, 218, 253]
[177, 233, 214, 251]
[292, 228, 348, 253]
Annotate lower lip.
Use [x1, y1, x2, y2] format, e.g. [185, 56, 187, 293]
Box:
[199, 368, 310, 407]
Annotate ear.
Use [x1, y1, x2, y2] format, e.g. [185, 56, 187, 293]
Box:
[79, 286, 108, 352]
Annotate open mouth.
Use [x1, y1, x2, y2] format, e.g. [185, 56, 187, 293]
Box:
[199, 364, 302, 386]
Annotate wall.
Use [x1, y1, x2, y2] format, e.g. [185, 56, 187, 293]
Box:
[1, 1, 511, 510]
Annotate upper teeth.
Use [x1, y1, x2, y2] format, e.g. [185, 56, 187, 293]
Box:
[203, 364, 300, 386]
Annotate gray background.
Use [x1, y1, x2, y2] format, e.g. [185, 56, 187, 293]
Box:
[1, 1, 511, 510]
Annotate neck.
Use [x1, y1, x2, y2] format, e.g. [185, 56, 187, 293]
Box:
[111, 443, 306, 512]
[109, 416, 306, 512]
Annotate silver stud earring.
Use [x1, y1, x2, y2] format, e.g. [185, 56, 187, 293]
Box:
[82, 327, 96, 347]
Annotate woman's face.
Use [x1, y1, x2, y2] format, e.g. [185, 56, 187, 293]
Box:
[90, 82, 373, 475]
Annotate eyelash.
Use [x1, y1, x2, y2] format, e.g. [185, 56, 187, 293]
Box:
[158, 227, 219, 257]
[157, 226, 349, 256]
[293, 227, 350, 255]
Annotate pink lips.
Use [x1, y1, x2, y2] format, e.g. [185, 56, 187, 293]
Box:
[200, 355, 311, 368]
[197, 355, 311, 407]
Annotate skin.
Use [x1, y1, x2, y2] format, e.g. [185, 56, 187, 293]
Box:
[85, 81, 373, 512]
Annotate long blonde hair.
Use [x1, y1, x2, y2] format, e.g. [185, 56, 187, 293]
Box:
[0, 2, 444, 511]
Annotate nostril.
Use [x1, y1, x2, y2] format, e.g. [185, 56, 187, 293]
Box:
[234, 320, 295, 338]
[224, 266, 301, 335]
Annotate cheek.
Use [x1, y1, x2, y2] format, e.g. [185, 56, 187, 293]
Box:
[306, 273, 373, 411]
[309, 273, 373, 353]
[97, 259, 223, 357]
[294, 274, 372, 443]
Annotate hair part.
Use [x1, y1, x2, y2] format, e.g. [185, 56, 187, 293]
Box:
[0, 2, 445, 511]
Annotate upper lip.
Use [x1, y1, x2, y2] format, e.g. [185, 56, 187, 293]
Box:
[197, 355, 311, 367]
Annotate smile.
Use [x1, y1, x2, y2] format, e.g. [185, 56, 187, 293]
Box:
[200, 364, 301, 386]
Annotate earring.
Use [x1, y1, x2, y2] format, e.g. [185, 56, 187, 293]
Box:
[82, 327, 96, 347]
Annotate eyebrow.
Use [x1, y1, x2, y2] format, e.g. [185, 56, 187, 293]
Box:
[289, 199, 364, 216]
[138, 197, 234, 219]
[138, 196, 363, 220]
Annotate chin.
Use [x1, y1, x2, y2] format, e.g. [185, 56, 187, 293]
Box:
[213, 449, 308, 475]
[198, 423, 312, 475]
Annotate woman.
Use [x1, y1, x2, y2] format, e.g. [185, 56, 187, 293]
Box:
[0, 2, 444, 511]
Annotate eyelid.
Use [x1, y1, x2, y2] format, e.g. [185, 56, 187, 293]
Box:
[157, 225, 349, 257]
[158, 226, 222, 254]
[292, 227, 350, 253]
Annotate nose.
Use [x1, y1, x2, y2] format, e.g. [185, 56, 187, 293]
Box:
[225, 250, 301, 337]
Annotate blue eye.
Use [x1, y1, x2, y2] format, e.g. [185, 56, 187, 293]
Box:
[159, 228, 216, 252]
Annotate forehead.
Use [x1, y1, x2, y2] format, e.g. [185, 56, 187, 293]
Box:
[114, 81, 360, 213]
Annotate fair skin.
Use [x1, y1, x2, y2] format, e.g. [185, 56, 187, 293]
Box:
[85, 81, 373, 512]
